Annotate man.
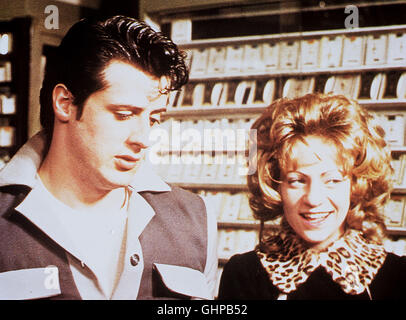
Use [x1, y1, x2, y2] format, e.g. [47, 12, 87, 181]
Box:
[0, 16, 217, 299]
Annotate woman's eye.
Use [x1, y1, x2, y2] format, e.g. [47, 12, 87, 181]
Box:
[323, 174, 345, 186]
[287, 178, 306, 187]
[325, 178, 343, 185]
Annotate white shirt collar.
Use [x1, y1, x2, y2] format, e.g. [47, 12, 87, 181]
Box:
[0, 130, 171, 192]
[0, 131, 45, 188]
[4, 131, 171, 298]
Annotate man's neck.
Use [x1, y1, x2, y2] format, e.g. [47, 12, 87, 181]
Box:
[38, 152, 127, 212]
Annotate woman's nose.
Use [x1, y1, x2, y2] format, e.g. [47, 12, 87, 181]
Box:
[303, 180, 324, 207]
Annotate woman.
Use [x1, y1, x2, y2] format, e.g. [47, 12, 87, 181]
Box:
[218, 93, 406, 300]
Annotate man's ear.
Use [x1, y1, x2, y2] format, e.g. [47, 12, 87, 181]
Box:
[52, 84, 74, 122]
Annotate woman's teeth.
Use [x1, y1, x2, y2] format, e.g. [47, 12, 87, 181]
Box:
[301, 212, 331, 221]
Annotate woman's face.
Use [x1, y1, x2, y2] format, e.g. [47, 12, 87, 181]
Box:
[280, 135, 351, 250]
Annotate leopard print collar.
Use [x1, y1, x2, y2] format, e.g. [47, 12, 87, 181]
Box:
[256, 226, 387, 295]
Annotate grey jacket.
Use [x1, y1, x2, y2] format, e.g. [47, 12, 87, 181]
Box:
[0, 184, 209, 299]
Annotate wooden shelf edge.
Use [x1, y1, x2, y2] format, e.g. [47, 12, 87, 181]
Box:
[217, 220, 280, 229]
[179, 24, 406, 48]
[168, 181, 248, 191]
[163, 100, 406, 119]
[387, 226, 406, 236]
[188, 65, 406, 81]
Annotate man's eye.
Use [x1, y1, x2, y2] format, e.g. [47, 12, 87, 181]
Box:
[115, 111, 133, 120]
[150, 116, 161, 126]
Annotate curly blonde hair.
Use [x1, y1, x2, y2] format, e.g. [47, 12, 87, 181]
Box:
[248, 93, 393, 243]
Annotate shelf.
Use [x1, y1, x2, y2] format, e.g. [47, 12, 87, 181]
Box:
[188, 64, 406, 81]
[0, 53, 12, 61]
[163, 105, 266, 120]
[218, 220, 259, 229]
[0, 81, 12, 87]
[218, 220, 279, 230]
[179, 24, 406, 48]
[0, 113, 16, 118]
[218, 222, 406, 236]
[163, 99, 406, 120]
[391, 147, 406, 153]
[391, 187, 406, 194]
[387, 226, 406, 236]
[359, 99, 406, 110]
[169, 181, 248, 191]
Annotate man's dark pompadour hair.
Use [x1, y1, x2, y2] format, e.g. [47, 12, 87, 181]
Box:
[40, 15, 188, 145]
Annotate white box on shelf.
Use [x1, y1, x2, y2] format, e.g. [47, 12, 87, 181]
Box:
[300, 38, 320, 69]
[181, 153, 203, 181]
[242, 43, 263, 72]
[324, 74, 361, 99]
[0, 126, 15, 147]
[370, 73, 387, 100]
[220, 193, 242, 221]
[396, 72, 406, 99]
[262, 79, 276, 105]
[365, 34, 388, 66]
[166, 90, 182, 108]
[214, 192, 227, 220]
[217, 155, 238, 182]
[200, 153, 220, 182]
[165, 153, 184, 181]
[262, 42, 280, 71]
[225, 45, 244, 73]
[171, 19, 192, 43]
[283, 77, 315, 99]
[235, 230, 258, 253]
[0, 95, 16, 114]
[384, 196, 405, 227]
[320, 35, 343, 68]
[379, 113, 405, 147]
[234, 80, 256, 106]
[279, 40, 299, 70]
[390, 153, 405, 186]
[387, 32, 406, 64]
[0, 33, 12, 55]
[207, 46, 227, 74]
[342, 35, 365, 66]
[192, 83, 205, 107]
[210, 82, 227, 106]
[217, 229, 237, 260]
[238, 193, 255, 221]
[190, 48, 209, 76]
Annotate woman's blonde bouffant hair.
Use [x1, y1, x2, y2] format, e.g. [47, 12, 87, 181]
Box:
[248, 93, 393, 244]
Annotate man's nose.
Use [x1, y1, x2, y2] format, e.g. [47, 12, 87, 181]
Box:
[127, 116, 152, 149]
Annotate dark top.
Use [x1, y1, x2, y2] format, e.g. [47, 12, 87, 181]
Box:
[218, 250, 406, 300]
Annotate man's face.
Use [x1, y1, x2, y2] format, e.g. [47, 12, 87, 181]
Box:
[65, 60, 167, 191]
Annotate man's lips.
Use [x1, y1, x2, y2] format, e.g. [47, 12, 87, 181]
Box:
[114, 155, 141, 170]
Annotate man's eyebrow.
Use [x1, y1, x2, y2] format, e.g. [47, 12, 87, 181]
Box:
[150, 107, 166, 115]
[106, 105, 166, 115]
[106, 104, 142, 110]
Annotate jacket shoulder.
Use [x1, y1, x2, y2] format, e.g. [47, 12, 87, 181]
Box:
[0, 185, 29, 221]
[140, 185, 206, 218]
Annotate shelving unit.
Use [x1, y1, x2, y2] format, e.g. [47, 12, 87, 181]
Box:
[0, 17, 31, 170]
[144, 2, 406, 273]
